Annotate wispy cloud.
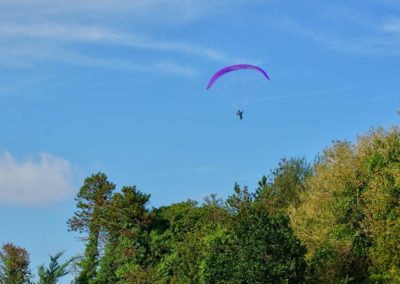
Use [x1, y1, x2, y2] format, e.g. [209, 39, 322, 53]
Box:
[0, 23, 232, 62]
[0, 0, 246, 22]
[0, 0, 249, 75]
[253, 83, 364, 103]
[0, 152, 75, 206]
[0, 43, 197, 77]
[289, 20, 400, 56]
[273, 2, 400, 57]
[0, 22, 239, 77]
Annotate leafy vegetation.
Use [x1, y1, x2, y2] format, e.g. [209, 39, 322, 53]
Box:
[2, 127, 400, 283]
[290, 127, 400, 282]
[0, 243, 31, 284]
[37, 252, 74, 284]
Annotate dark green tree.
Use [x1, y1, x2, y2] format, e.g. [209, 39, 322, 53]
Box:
[150, 200, 203, 283]
[148, 198, 229, 283]
[200, 228, 235, 284]
[67, 173, 116, 284]
[0, 243, 31, 284]
[201, 184, 307, 283]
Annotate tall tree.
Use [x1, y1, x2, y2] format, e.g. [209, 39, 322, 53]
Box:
[0, 243, 31, 284]
[95, 192, 123, 284]
[67, 172, 116, 284]
[97, 186, 152, 283]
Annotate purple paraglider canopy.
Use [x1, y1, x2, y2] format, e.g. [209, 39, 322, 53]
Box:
[206, 64, 270, 90]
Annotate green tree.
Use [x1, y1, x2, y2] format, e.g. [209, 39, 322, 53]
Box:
[148, 197, 229, 283]
[95, 192, 123, 284]
[360, 128, 400, 281]
[257, 157, 312, 215]
[291, 140, 371, 282]
[150, 200, 203, 283]
[37, 252, 74, 284]
[0, 243, 31, 284]
[98, 186, 152, 283]
[67, 173, 116, 284]
[200, 228, 236, 284]
[201, 184, 307, 283]
[290, 128, 400, 282]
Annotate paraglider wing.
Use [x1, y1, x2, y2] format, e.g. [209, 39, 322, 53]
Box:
[206, 64, 270, 90]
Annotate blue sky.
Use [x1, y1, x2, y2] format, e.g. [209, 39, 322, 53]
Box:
[1, 0, 400, 282]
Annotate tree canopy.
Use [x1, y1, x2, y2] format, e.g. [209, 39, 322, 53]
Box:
[3, 127, 400, 283]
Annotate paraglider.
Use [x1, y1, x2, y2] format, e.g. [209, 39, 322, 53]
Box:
[236, 110, 244, 120]
[206, 64, 270, 119]
[206, 64, 270, 90]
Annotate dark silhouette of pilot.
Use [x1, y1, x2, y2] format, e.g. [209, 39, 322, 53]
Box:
[236, 110, 244, 120]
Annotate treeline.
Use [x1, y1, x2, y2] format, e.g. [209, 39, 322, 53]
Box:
[1, 127, 400, 283]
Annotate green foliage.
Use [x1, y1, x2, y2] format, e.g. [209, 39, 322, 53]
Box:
[290, 139, 371, 282]
[67, 172, 116, 284]
[290, 128, 400, 282]
[256, 157, 312, 215]
[97, 186, 152, 283]
[200, 228, 235, 283]
[361, 128, 400, 281]
[0, 243, 31, 284]
[95, 238, 119, 284]
[149, 201, 206, 283]
[75, 235, 99, 284]
[67, 172, 116, 234]
[201, 185, 307, 284]
[145, 197, 230, 283]
[57, 127, 400, 283]
[37, 252, 74, 284]
[115, 265, 156, 284]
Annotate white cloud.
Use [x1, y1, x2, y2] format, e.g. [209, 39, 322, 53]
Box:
[0, 152, 75, 205]
[0, 23, 231, 62]
[0, 0, 251, 74]
[0, 0, 245, 22]
[0, 22, 245, 76]
[0, 42, 197, 77]
[0, 24, 123, 41]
